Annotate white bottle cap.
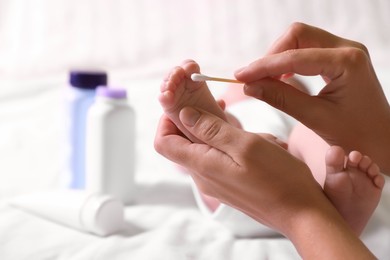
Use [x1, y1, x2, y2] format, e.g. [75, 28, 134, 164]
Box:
[80, 193, 124, 236]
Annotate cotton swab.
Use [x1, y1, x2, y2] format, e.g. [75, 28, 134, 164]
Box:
[191, 73, 242, 84]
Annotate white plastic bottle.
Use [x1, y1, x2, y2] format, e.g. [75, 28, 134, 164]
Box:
[63, 71, 107, 189]
[86, 87, 136, 204]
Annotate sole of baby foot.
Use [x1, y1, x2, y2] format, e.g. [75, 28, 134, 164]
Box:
[324, 146, 384, 235]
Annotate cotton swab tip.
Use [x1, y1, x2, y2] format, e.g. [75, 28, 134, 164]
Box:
[191, 73, 208, 82]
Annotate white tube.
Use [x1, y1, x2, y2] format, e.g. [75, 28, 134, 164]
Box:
[8, 190, 124, 236]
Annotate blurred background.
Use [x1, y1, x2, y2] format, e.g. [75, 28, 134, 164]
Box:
[1, 1, 390, 259]
[1, 0, 389, 83]
[0, 0, 389, 196]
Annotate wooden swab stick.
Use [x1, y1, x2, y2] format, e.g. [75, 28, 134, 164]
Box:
[191, 73, 242, 84]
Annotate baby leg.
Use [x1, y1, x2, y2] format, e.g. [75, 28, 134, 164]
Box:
[288, 123, 329, 185]
[159, 60, 230, 211]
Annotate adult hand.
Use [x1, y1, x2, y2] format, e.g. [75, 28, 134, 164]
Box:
[155, 107, 317, 229]
[235, 23, 390, 174]
[154, 107, 375, 259]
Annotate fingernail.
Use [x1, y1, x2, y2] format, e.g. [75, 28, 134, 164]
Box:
[180, 107, 201, 127]
[243, 84, 263, 98]
[234, 66, 247, 75]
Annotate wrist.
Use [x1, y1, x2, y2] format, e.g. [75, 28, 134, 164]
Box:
[284, 202, 375, 259]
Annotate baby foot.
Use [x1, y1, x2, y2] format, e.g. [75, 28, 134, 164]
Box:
[159, 60, 229, 212]
[159, 60, 227, 143]
[324, 146, 385, 236]
[159, 60, 288, 213]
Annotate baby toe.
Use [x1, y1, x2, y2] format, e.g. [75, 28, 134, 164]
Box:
[373, 174, 385, 189]
[368, 163, 380, 178]
[358, 155, 372, 172]
[181, 60, 201, 77]
[325, 146, 346, 174]
[347, 151, 363, 168]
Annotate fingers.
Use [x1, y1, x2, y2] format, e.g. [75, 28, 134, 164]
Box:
[154, 113, 239, 174]
[154, 114, 192, 164]
[235, 23, 370, 83]
[236, 48, 350, 82]
[236, 46, 371, 132]
[154, 115, 213, 170]
[243, 77, 332, 126]
[265, 22, 369, 57]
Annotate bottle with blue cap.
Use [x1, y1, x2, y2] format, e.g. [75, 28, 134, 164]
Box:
[85, 87, 136, 204]
[63, 71, 107, 189]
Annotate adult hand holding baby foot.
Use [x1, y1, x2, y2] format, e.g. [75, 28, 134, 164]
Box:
[235, 22, 390, 174]
[154, 23, 385, 259]
[154, 106, 375, 259]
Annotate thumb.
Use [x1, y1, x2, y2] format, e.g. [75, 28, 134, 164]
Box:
[244, 78, 326, 125]
[179, 106, 250, 156]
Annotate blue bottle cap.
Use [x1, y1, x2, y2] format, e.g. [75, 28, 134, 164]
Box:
[69, 71, 108, 90]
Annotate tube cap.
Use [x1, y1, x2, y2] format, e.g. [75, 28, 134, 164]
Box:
[80, 193, 124, 236]
[69, 71, 108, 90]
